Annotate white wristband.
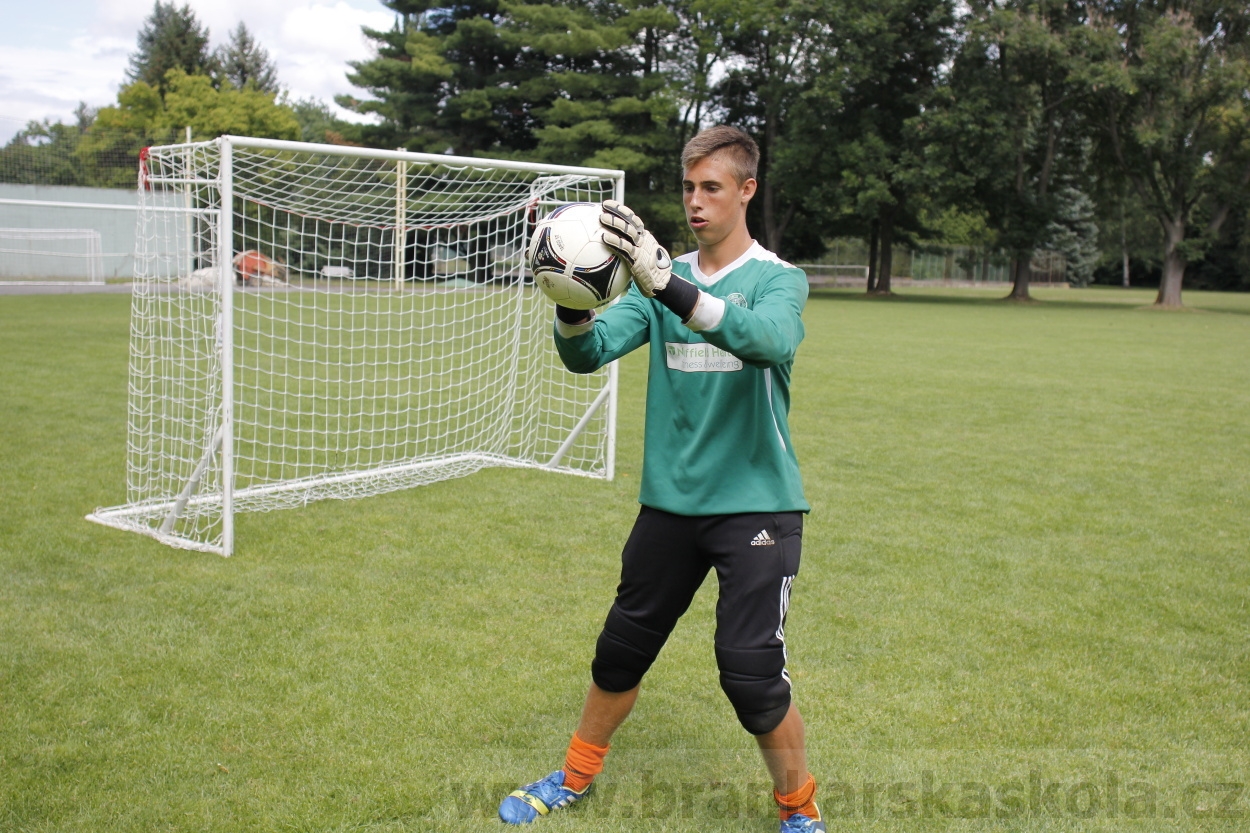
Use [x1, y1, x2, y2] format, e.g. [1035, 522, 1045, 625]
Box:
[684, 292, 726, 332]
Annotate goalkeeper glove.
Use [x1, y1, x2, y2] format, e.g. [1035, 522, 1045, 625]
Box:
[600, 200, 702, 323]
[599, 200, 673, 298]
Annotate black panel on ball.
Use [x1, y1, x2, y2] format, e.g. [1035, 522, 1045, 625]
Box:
[571, 258, 621, 303]
[530, 227, 565, 270]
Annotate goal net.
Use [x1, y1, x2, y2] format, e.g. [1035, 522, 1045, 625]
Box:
[0, 227, 105, 283]
[88, 136, 623, 556]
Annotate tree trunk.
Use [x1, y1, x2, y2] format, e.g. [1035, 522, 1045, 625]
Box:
[762, 117, 782, 252]
[763, 179, 779, 251]
[1157, 217, 1185, 308]
[1007, 252, 1031, 300]
[866, 220, 879, 292]
[760, 186, 794, 252]
[1120, 200, 1130, 287]
[875, 211, 895, 293]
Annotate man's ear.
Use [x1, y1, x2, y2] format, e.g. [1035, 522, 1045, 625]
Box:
[741, 177, 758, 202]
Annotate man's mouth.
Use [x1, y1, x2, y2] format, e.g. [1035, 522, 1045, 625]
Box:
[689, 216, 708, 229]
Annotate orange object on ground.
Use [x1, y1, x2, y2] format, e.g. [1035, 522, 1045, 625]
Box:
[232, 249, 275, 283]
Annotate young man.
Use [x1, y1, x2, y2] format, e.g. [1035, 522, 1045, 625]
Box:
[499, 126, 822, 832]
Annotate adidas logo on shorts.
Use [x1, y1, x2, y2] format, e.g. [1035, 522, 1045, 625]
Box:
[750, 529, 776, 546]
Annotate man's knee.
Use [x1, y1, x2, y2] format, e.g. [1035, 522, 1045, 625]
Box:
[591, 605, 670, 693]
[715, 644, 792, 735]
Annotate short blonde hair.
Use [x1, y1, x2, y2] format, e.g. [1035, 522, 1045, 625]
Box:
[681, 126, 760, 185]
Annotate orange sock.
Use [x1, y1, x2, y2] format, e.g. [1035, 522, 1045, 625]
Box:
[561, 732, 609, 792]
[774, 773, 820, 820]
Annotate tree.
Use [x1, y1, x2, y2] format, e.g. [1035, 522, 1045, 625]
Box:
[217, 23, 280, 94]
[0, 106, 154, 188]
[0, 113, 91, 186]
[1186, 201, 1250, 291]
[713, 0, 826, 253]
[82, 69, 300, 186]
[343, 0, 527, 156]
[936, 0, 1095, 301]
[1045, 184, 1100, 285]
[128, 2, 219, 93]
[1087, 1, 1250, 307]
[665, 0, 730, 149]
[343, 0, 684, 243]
[290, 98, 362, 145]
[156, 71, 299, 139]
[1088, 165, 1161, 287]
[805, 0, 954, 291]
[518, 0, 685, 241]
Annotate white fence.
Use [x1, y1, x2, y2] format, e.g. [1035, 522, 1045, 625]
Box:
[804, 239, 1064, 287]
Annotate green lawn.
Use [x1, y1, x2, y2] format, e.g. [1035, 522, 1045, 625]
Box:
[2, 286, 1248, 831]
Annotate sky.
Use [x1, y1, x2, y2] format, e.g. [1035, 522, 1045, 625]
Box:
[0, 0, 397, 142]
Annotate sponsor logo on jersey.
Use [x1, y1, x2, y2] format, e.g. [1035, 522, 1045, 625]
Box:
[727, 292, 748, 308]
[750, 529, 776, 546]
[664, 342, 743, 373]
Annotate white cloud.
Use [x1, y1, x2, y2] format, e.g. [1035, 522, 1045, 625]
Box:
[283, 2, 392, 54]
[0, 34, 133, 137]
[277, 2, 394, 105]
[1, 0, 394, 141]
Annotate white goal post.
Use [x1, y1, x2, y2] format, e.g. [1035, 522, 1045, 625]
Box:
[0, 227, 105, 283]
[88, 136, 624, 556]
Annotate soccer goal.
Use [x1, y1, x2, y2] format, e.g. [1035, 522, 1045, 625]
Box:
[88, 136, 624, 556]
[0, 227, 105, 283]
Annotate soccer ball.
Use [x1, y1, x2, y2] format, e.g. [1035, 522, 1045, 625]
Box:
[527, 203, 631, 310]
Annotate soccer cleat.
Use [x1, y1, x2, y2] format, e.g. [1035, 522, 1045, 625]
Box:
[498, 770, 589, 824]
[780, 811, 827, 833]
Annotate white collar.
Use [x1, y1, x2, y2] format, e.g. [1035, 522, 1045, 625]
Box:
[677, 241, 769, 286]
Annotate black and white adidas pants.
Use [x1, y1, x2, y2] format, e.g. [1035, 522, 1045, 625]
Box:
[590, 506, 804, 735]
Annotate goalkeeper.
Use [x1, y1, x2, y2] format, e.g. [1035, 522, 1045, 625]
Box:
[499, 126, 821, 832]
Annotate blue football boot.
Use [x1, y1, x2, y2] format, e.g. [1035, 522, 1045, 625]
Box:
[780, 810, 827, 832]
[498, 770, 589, 824]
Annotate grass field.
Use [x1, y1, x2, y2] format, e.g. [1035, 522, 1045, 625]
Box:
[2, 285, 1248, 831]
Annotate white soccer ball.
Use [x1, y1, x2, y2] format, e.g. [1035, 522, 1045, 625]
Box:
[527, 203, 631, 310]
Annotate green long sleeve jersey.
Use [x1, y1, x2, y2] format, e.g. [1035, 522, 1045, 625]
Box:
[554, 241, 810, 516]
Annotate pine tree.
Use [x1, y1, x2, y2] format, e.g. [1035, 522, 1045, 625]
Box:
[342, 0, 683, 243]
[217, 22, 280, 93]
[127, 2, 219, 93]
[1045, 186, 1100, 287]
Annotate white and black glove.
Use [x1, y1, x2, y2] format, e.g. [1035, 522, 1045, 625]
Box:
[599, 200, 673, 298]
[600, 200, 701, 322]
